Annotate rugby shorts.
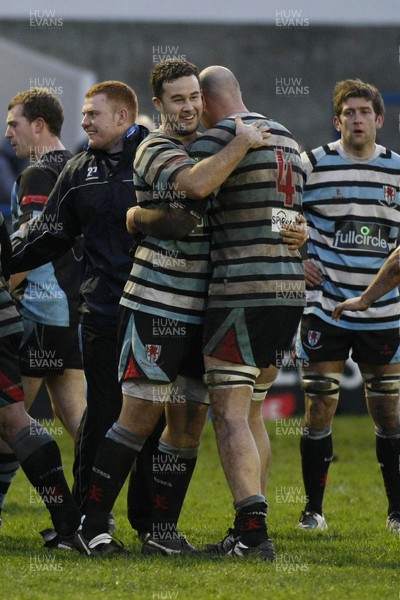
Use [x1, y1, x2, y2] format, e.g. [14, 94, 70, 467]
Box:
[203, 305, 304, 367]
[118, 306, 205, 384]
[19, 318, 83, 377]
[296, 313, 400, 365]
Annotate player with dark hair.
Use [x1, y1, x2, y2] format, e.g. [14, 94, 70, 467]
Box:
[332, 78, 385, 124]
[295, 79, 400, 533]
[73, 59, 274, 557]
[8, 88, 64, 138]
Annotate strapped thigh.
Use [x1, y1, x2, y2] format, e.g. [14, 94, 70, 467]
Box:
[204, 364, 260, 390]
[363, 373, 400, 398]
[302, 373, 341, 398]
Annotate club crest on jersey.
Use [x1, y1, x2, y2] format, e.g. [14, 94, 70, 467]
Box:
[381, 185, 397, 206]
[307, 330, 321, 347]
[145, 344, 161, 364]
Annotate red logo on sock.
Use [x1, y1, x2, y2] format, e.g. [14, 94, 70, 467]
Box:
[245, 517, 262, 531]
[320, 473, 329, 487]
[88, 484, 103, 502]
[154, 494, 170, 510]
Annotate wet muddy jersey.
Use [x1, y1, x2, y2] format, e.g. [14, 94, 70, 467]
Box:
[121, 131, 211, 325]
[190, 113, 305, 309]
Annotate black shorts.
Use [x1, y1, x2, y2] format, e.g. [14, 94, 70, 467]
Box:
[19, 319, 83, 377]
[118, 305, 204, 383]
[0, 333, 25, 407]
[202, 305, 304, 368]
[296, 313, 400, 365]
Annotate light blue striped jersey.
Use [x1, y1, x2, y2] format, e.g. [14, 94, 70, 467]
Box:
[10, 151, 82, 327]
[120, 131, 211, 324]
[302, 140, 400, 330]
[190, 113, 306, 308]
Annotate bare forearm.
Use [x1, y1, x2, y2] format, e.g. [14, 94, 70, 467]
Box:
[174, 117, 269, 199]
[175, 135, 253, 199]
[361, 248, 400, 305]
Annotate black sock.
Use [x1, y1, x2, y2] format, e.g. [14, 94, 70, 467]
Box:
[82, 436, 139, 539]
[127, 412, 166, 536]
[0, 452, 19, 513]
[376, 434, 400, 515]
[300, 433, 333, 515]
[234, 501, 268, 546]
[18, 440, 80, 537]
[151, 443, 197, 542]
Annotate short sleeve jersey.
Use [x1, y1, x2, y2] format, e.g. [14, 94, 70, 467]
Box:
[190, 113, 306, 309]
[301, 139, 400, 330]
[120, 131, 211, 324]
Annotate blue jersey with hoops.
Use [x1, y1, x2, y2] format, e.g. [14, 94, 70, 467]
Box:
[302, 139, 400, 330]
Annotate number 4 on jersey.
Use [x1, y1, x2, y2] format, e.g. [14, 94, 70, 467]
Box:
[275, 149, 295, 207]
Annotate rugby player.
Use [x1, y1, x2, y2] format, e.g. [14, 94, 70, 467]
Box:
[74, 59, 273, 556]
[295, 79, 400, 533]
[191, 66, 305, 559]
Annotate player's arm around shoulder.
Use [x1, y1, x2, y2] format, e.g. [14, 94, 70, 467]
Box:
[173, 117, 271, 199]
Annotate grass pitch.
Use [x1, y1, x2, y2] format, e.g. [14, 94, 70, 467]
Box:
[1, 415, 399, 600]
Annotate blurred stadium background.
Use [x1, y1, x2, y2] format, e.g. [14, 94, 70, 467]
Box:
[0, 0, 399, 417]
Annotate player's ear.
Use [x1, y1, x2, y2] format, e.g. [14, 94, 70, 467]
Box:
[333, 115, 341, 132]
[375, 114, 384, 129]
[116, 107, 128, 125]
[152, 96, 162, 114]
[33, 117, 45, 133]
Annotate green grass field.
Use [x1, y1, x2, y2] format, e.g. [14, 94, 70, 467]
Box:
[1, 415, 400, 600]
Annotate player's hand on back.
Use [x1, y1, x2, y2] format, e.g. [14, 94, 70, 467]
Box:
[234, 117, 271, 148]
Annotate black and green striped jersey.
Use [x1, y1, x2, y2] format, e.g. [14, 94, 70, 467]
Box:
[190, 113, 306, 308]
[121, 131, 210, 324]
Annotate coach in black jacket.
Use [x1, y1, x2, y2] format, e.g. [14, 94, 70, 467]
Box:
[11, 81, 159, 534]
